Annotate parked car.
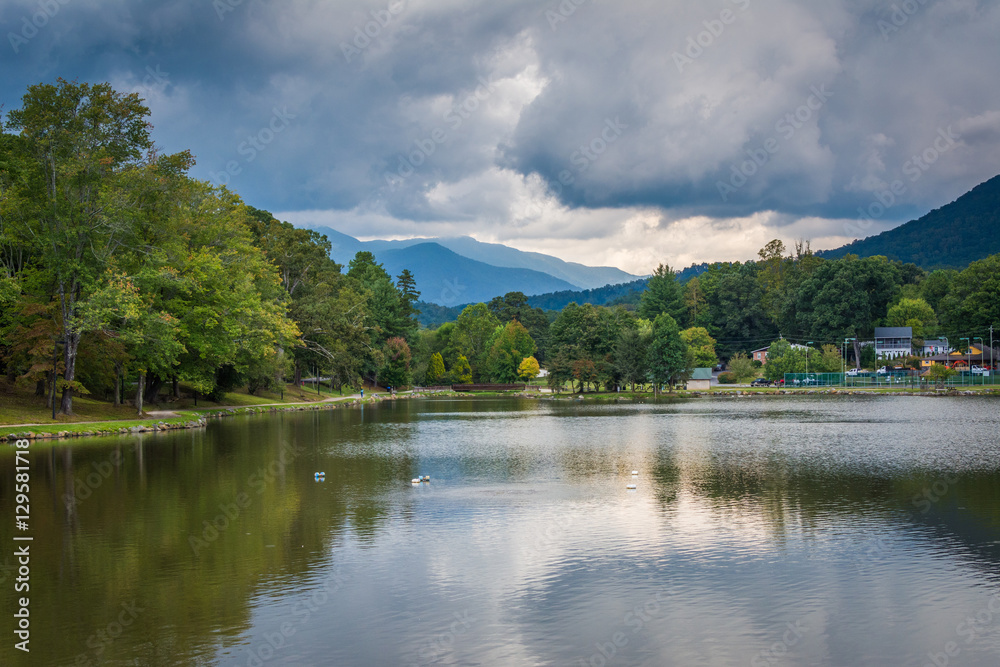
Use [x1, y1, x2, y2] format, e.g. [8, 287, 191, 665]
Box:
[750, 378, 771, 387]
[845, 368, 862, 376]
[971, 366, 987, 375]
[876, 366, 888, 374]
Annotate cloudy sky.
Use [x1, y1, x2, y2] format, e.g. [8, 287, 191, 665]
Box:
[2, 0, 998, 274]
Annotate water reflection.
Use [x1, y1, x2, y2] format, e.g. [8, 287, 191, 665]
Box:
[1, 396, 999, 666]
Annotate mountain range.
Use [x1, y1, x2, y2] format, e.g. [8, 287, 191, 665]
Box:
[303, 225, 641, 305]
[297, 172, 999, 313]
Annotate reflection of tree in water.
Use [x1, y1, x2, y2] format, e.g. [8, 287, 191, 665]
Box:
[646, 449, 1000, 569]
[0, 408, 414, 666]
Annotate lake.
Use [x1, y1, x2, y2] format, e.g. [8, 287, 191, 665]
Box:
[2, 396, 1000, 666]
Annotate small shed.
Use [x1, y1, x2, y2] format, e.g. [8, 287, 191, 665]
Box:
[686, 368, 713, 391]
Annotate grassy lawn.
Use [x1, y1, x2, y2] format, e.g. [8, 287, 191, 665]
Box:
[0, 390, 146, 426]
[0, 381, 362, 428]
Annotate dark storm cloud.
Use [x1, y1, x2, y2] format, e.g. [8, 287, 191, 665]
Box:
[2, 0, 998, 240]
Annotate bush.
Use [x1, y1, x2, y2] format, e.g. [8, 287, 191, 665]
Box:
[717, 371, 737, 384]
[752, 359, 762, 368]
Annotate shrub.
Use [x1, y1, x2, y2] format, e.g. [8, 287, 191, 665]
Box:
[717, 371, 737, 384]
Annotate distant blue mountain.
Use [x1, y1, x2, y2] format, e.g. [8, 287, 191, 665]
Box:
[303, 225, 639, 290]
[303, 228, 576, 304]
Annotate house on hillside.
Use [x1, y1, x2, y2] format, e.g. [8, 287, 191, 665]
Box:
[686, 368, 713, 391]
[921, 338, 949, 355]
[752, 342, 812, 365]
[874, 327, 913, 359]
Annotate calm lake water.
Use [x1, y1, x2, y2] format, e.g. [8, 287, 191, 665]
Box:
[2, 396, 1000, 666]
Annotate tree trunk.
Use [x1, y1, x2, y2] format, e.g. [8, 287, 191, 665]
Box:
[113, 363, 122, 406]
[144, 374, 164, 405]
[293, 362, 302, 387]
[36, 377, 47, 397]
[853, 338, 862, 368]
[60, 332, 80, 415]
[135, 373, 145, 416]
[172, 377, 180, 400]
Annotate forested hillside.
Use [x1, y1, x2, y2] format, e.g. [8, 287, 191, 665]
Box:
[818, 174, 1000, 267]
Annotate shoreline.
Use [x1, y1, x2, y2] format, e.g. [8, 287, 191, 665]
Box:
[2, 387, 998, 443]
[0, 391, 447, 443]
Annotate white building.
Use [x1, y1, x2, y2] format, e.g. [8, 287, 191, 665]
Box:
[921, 338, 949, 355]
[874, 327, 912, 359]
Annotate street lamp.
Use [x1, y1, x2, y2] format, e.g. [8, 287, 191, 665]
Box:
[975, 337, 985, 385]
[960, 337, 970, 385]
[806, 341, 814, 384]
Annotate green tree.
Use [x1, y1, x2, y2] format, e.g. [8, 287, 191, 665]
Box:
[379, 337, 412, 388]
[487, 291, 550, 361]
[614, 325, 650, 391]
[453, 303, 500, 380]
[727, 352, 756, 383]
[792, 255, 902, 364]
[762, 339, 807, 382]
[926, 363, 957, 386]
[517, 355, 540, 381]
[939, 255, 1000, 342]
[701, 261, 776, 357]
[757, 239, 789, 325]
[450, 354, 473, 384]
[811, 344, 845, 373]
[921, 269, 957, 314]
[6, 79, 154, 413]
[682, 276, 709, 329]
[638, 264, 685, 322]
[680, 327, 717, 369]
[647, 313, 689, 392]
[886, 297, 938, 343]
[427, 352, 446, 383]
[483, 320, 537, 383]
[396, 269, 421, 341]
